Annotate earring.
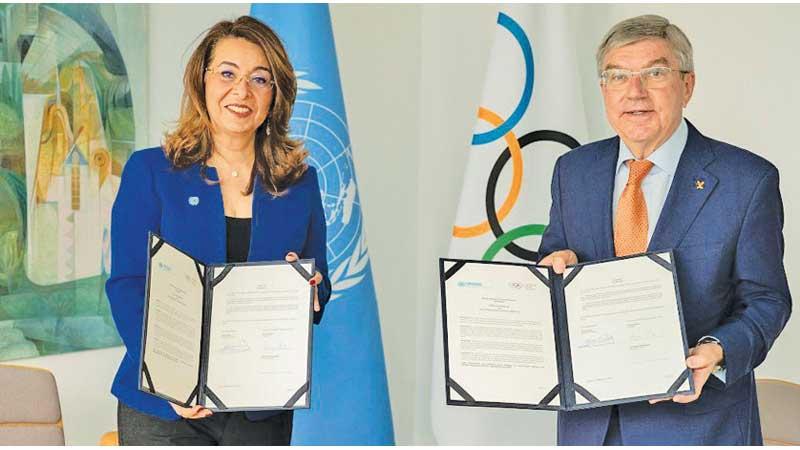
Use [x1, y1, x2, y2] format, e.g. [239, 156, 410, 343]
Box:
[266, 117, 271, 136]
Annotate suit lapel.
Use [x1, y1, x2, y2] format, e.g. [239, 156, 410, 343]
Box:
[249, 175, 291, 261]
[648, 121, 718, 252]
[586, 138, 619, 260]
[175, 164, 227, 263]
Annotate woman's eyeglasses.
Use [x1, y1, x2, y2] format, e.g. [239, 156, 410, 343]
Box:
[205, 67, 275, 91]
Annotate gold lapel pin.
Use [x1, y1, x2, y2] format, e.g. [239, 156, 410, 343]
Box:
[695, 179, 705, 190]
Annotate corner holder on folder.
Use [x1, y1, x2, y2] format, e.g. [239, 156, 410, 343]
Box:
[185, 385, 199, 406]
[574, 383, 600, 403]
[141, 362, 156, 394]
[667, 368, 691, 395]
[647, 253, 674, 272]
[443, 261, 467, 281]
[210, 265, 234, 287]
[447, 377, 476, 403]
[150, 236, 165, 257]
[194, 262, 205, 284]
[527, 266, 551, 288]
[537, 384, 560, 407]
[283, 382, 310, 408]
[562, 265, 583, 287]
[203, 386, 227, 410]
[288, 260, 313, 281]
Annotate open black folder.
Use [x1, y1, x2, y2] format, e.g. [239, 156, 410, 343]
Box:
[139, 233, 315, 412]
[440, 251, 694, 411]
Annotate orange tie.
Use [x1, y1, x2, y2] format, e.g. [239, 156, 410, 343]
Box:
[614, 159, 654, 257]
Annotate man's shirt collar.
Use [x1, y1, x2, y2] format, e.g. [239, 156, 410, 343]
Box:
[616, 118, 688, 176]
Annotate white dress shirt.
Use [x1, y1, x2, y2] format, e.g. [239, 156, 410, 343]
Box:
[612, 118, 688, 243]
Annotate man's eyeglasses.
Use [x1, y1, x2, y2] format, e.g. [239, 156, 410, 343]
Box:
[600, 67, 689, 90]
[205, 67, 275, 91]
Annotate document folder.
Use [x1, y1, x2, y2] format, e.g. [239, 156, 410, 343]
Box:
[140, 233, 314, 411]
[440, 251, 693, 411]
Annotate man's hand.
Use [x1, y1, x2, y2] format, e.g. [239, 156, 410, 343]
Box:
[648, 342, 724, 404]
[171, 403, 212, 419]
[539, 249, 578, 274]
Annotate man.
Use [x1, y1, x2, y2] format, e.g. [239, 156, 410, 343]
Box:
[538, 15, 791, 445]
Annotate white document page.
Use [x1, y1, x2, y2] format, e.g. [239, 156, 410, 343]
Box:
[444, 262, 559, 406]
[563, 253, 687, 404]
[205, 262, 313, 409]
[142, 240, 204, 403]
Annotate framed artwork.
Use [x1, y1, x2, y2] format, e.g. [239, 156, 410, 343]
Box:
[0, 4, 147, 360]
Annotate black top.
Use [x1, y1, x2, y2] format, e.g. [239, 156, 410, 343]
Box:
[224, 216, 289, 422]
[225, 216, 251, 263]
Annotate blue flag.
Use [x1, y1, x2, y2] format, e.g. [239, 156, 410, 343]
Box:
[250, 4, 395, 445]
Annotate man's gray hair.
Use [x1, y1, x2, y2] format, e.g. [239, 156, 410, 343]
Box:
[596, 15, 694, 76]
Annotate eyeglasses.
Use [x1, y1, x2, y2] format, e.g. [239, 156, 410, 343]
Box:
[600, 67, 689, 90]
[205, 67, 275, 91]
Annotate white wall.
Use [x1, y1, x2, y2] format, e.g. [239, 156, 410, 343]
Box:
[415, 4, 498, 444]
[330, 5, 421, 444]
[6, 4, 800, 446]
[146, 4, 251, 146]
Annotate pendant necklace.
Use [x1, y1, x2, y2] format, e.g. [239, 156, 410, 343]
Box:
[213, 149, 253, 178]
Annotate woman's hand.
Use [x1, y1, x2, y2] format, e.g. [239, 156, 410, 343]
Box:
[171, 403, 212, 420]
[285, 252, 323, 312]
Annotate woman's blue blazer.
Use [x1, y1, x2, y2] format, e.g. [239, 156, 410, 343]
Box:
[106, 147, 331, 420]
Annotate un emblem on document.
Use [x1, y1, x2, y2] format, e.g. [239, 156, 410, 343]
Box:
[290, 96, 370, 302]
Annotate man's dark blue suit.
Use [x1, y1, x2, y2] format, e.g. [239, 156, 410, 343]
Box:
[539, 121, 792, 445]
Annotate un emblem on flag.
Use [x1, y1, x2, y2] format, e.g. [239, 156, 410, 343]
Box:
[291, 100, 370, 301]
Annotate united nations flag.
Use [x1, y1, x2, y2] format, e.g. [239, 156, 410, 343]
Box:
[250, 3, 394, 445]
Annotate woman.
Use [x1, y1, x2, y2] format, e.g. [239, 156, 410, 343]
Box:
[106, 16, 331, 445]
